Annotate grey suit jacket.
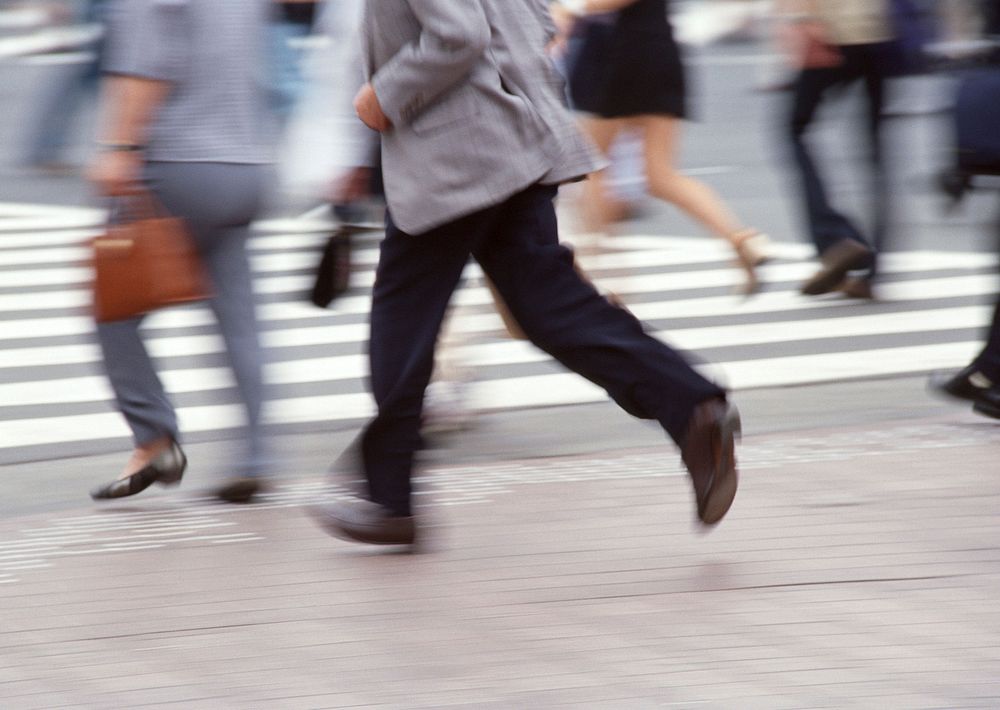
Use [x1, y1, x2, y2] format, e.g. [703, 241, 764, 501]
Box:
[361, 0, 601, 234]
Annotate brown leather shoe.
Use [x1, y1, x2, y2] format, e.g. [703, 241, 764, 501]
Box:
[310, 497, 416, 545]
[681, 399, 741, 526]
[216, 476, 264, 504]
[839, 276, 874, 300]
[801, 239, 873, 296]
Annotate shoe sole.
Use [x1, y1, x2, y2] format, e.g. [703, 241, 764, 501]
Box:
[700, 407, 741, 525]
[307, 505, 416, 546]
[973, 401, 1000, 420]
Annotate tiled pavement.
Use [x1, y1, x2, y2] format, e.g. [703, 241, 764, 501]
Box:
[2, 416, 1000, 709]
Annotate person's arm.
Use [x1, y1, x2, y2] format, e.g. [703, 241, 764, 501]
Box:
[355, 1, 491, 132]
[773, 0, 840, 69]
[89, 77, 170, 195]
[88, 0, 186, 195]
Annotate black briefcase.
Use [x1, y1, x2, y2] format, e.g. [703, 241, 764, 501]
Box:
[310, 225, 363, 308]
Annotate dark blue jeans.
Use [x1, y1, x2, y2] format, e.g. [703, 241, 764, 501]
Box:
[358, 184, 725, 515]
[788, 42, 892, 275]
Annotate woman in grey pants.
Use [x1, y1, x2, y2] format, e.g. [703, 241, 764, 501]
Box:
[88, 0, 274, 503]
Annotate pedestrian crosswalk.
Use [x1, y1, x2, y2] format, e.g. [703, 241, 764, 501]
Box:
[1, 201, 995, 461]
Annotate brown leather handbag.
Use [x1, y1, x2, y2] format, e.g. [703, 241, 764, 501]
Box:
[91, 192, 212, 322]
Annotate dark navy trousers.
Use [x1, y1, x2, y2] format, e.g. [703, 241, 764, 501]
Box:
[359, 184, 725, 516]
[788, 42, 892, 275]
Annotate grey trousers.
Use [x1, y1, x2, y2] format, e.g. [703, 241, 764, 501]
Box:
[97, 162, 269, 477]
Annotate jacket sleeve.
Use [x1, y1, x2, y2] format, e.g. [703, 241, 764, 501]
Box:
[371, 0, 490, 128]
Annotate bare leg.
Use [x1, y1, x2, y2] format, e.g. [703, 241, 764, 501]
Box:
[577, 116, 625, 233]
[639, 115, 769, 292]
[640, 115, 745, 240]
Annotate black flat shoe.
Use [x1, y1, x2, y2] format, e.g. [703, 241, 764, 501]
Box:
[90, 442, 187, 500]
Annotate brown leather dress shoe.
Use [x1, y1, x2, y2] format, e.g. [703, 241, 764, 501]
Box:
[681, 399, 741, 526]
[216, 476, 265, 504]
[801, 239, 873, 296]
[839, 276, 875, 300]
[310, 497, 416, 546]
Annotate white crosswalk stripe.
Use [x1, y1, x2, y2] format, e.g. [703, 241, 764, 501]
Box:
[0, 201, 995, 458]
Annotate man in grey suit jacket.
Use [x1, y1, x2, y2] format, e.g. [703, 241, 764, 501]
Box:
[312, 0, 743, 546]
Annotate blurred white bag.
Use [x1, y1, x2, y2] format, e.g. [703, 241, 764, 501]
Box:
[277, 0, 375, 201]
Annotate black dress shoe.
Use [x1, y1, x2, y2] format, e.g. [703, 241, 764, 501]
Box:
[309, 497, 416, 545]
[928, 365, 994, 403]
[801, 239, 873, 296]
[216, 477, 265, 504]
[973, 387, 1000, 420]
[680, 399, 741, 526]
[90, 441, 186, 500]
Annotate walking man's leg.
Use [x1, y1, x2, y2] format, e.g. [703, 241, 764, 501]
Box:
[789, 62, 874, 295]
[314, 208, 493, 543]
[475, 185, 741, 525]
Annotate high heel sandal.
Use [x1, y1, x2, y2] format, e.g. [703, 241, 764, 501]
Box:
[90, 441, 187, 500]
[732, 229, 772, 296]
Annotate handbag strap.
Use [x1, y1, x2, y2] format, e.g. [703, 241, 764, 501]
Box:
[113, 190, 171, 223]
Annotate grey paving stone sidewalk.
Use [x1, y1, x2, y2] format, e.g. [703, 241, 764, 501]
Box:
[2, 417, 999, 709]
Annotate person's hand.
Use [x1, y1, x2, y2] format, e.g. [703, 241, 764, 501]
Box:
[548, 3, 576, 54]
[779, 19, 842, 69]
[87, 150, 144, 196]
[353, 83, 392, 132]
[329, 166, 373, 206]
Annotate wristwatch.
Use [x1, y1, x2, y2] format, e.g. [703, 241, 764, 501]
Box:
[97, 142, 144, 153]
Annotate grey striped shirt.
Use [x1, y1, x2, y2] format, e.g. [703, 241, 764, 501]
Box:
[103, 0, 275, 164]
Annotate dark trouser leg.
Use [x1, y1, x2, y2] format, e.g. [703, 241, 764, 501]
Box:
[973, 299, 1000, 381]
[474, 185, 725, 443]
[860, 44, 890, 278]
[361, 211, 490, 516]
[788, 62, 870, 255]
[973, 202, 1000, 380]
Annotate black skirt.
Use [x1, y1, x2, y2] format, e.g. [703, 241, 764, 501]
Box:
[568, 0, 687, 119]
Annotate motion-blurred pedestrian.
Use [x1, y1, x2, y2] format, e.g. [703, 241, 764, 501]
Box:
[311, 0, 742, 547]
[929, 7, 1000, 419]
[87, 0, 275, 504]
[556, 0, 772, 295]
[777, 0, 897, 299]
[21, 0, 106, 172]
[270, 0, 321, 126]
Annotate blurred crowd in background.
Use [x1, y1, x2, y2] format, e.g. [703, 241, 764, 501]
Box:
[2, 0, 1000, 506]
[1, 0, 997, 206]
